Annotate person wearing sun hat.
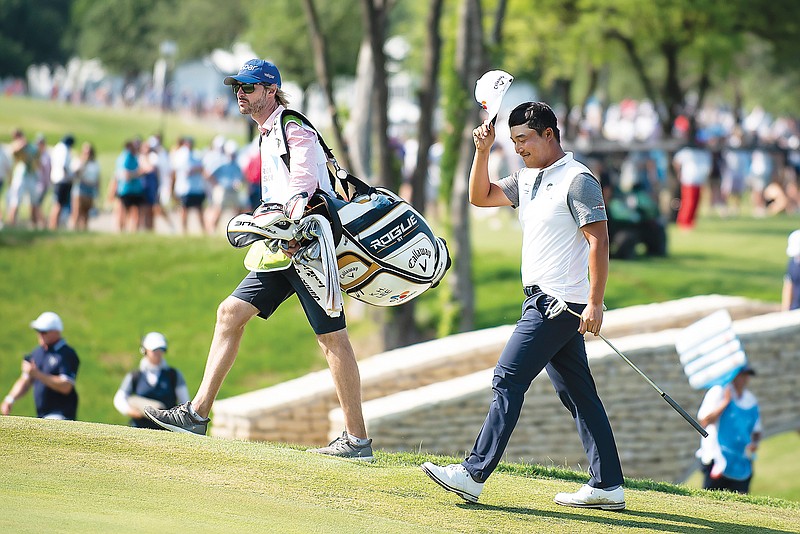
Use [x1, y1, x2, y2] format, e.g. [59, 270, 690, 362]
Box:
[1, 312, 80, 420]
[113, 332, 190, 429]
[781, 229, 800, 311]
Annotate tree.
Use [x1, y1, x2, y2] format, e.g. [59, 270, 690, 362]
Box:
[243, 0, 361, 102]
[151, 0, 246, 62]
[436, 0, 495, 334]
[72, 0, 163, 77]
[360, 0, 394, 190]
[300, 0, 352, 171]
[499, 0, 800, 139]
[383, 0, 445, 350]
[0, 0, 73, 76]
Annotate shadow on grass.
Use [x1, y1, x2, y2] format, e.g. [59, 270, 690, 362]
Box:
[463, 503, 794, 533]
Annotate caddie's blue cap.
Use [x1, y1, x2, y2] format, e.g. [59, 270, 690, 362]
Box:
[223, 59, 281, 88]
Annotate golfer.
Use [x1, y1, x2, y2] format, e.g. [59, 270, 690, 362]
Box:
[422, 102, 625, 509]
[145, 59, 373, 460]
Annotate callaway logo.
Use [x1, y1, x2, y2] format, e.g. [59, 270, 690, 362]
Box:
[369, 214, 418, 250]
[340, 265, 360, 279]
[408, 248, 432, 270]
[493, 76, 508, 90]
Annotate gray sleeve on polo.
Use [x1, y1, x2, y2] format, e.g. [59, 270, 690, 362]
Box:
[496, 170, 520, 208]
[567, 173, 607, 227]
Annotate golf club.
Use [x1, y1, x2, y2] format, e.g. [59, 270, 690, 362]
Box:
[545, 298, 708, 438]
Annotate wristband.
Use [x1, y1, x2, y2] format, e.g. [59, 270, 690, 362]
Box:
[4, 395, 14, 405]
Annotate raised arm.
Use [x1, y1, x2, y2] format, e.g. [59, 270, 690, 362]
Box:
[469, 122, 513, 208]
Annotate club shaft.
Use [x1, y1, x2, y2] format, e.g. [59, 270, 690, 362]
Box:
[566, 308, 708, 437]
[599, 333, 708, 437]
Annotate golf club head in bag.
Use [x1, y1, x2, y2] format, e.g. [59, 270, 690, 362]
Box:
[474, 70, 514, 125]
[226, 203, 297, 248]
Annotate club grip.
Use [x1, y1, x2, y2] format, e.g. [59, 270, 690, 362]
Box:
[662, 393, 708, 437]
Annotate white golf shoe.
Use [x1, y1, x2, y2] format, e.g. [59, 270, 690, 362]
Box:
[421, 462, 484, 503]
[554, 484, 625, 510]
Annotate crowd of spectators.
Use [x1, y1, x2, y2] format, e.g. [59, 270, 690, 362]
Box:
[0, 130, 260, 234]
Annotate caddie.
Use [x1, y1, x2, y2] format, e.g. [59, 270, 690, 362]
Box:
[145, 59, 374, 460]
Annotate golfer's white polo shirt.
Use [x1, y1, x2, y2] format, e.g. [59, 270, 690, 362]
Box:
[497, 152, 606, 303]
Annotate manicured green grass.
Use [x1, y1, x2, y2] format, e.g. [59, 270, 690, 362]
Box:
[2, 417, 797, 534]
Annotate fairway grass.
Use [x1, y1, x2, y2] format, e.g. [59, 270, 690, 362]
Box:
[2, 417, 798, 533]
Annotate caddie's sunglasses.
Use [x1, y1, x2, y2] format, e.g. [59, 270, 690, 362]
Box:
[231, 83, 262, 95]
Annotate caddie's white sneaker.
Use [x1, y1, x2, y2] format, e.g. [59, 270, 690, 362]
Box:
[420, 462, 484, 503]
[554, 484, 625, 510]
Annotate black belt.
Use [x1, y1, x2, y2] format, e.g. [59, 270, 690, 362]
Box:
[523, 285, 541, 297]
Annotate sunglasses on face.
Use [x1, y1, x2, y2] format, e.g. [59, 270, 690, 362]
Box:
[231, 83, 261, 95]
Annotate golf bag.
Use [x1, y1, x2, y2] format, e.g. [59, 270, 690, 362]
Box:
[226, 111, 450, 309]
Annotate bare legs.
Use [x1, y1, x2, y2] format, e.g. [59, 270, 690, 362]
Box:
[191, 296, 368, 440]
[317, 328, 367, 439]
[192, 296, 258, 418]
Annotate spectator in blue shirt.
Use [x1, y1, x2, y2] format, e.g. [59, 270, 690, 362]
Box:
[206, 139, 245, 232]
[1, 312, 80, 420]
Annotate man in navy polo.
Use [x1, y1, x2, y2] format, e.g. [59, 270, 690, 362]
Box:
[1, 312, 80, 420]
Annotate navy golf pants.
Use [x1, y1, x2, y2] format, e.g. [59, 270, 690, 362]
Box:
[463, 292, 624, 489]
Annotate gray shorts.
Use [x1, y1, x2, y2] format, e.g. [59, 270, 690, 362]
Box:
[231, 268, 346, 335]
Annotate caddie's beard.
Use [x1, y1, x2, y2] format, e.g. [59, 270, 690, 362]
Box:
[240, 92, 269, 116]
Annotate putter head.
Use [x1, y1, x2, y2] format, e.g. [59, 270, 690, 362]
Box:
[544, 297, 569, 319]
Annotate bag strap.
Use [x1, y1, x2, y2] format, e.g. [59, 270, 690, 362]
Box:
[279, 110, 379, 200]
[256, 109, 378, 200]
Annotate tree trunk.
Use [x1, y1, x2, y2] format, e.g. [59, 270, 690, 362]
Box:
[346, 39, 374, 182]
[449, 0, 488, 333]
[360, 0, 393, 190]
[381, 0, 446, 351]
[300, 0, 352, 171]
[409, 0, 444, 214]
[661, 41, 684, 138]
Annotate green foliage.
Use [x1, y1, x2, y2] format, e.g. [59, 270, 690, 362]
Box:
[499, 0, 800, 115]
[72, 0, 163, 75]
[151, 0, 246, 62]
[2, 417, 798, 534]
[241, 0, 362, 91]
[71, 0, 246, 76]
[0, 0, 73, 76]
